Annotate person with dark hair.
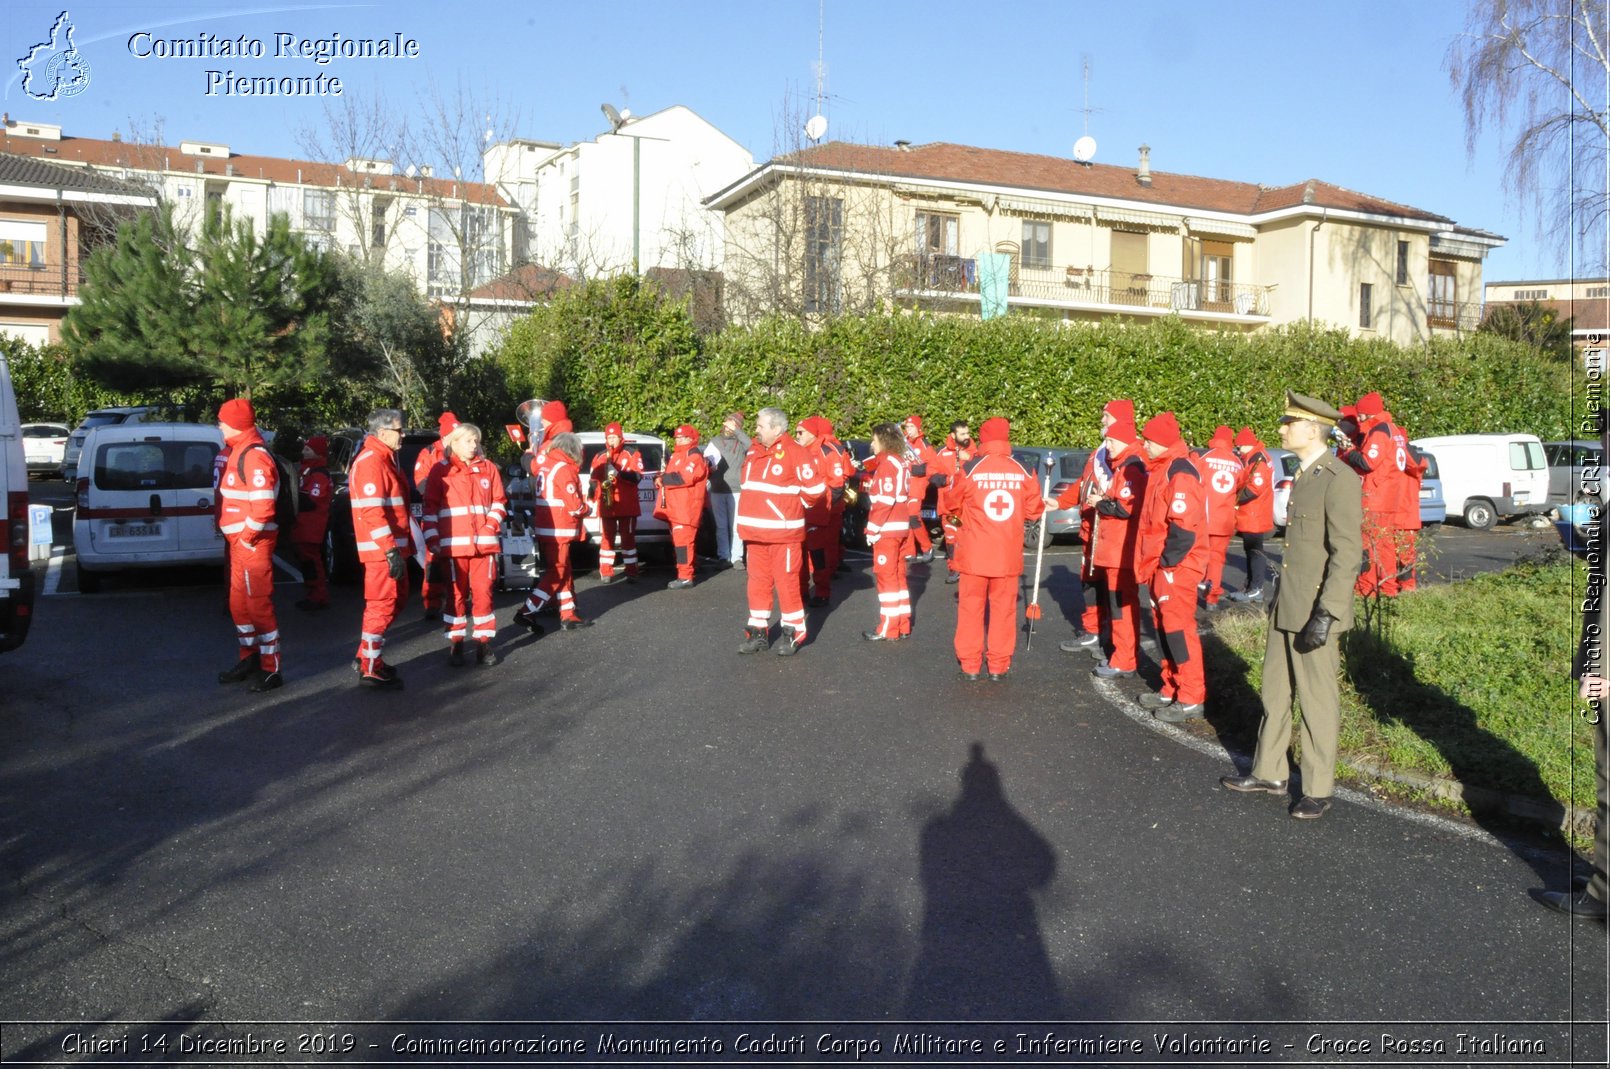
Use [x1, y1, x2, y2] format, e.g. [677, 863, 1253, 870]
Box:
[415, 411, 459, 619]
[935, 420, 974, 584]
[590, 422, 645, 584]
[1226, 426, 1275, 603]
[657, 424, 709, 589]
[862, 422, 912, 641]
[704, 411, 750, 569]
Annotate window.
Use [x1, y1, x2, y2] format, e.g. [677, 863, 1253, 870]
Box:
[1509, 441, 1545, 470]
[1359, 282, 1373, 328]
[1428, 260, 1456, 326]
[1185, 237, 1233, 303]
[1514, 287, 1548, 301]
[0, 220, 46, 267]
[302, 188, 335, 231]
[916, 211, 959, 258]
[1587, 286, 1609, 298]
[1020, 220, 1051, 269]
[94, 441, 219, 492]
[371, 200, 389, 250]
[805, 195, 843, 315]
[1395, 240, 1409, 285]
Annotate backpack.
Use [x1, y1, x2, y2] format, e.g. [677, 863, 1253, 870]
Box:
[236, 443, 300, 532]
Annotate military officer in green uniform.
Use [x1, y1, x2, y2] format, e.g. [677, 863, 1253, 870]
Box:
[1222, 390, 1362, 819]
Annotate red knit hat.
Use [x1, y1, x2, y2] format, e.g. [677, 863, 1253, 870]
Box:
[304, 434, 329, 460]
[1356, 392, 1385, 417]
[604, 421, 624, 438]
[904, 414, 923, 436]
[1142, 411, 1182, 447]
[1106, 420, 1139, 446]
[978, 417, 1010, 444]
[674, 423, 699, 442]
[1102, 399, 1135, 425]
[1340, 404, 1358, 420]
[1211, 424, 1233, 446]
[218, 398, 255, 430]
[437, 411, 460, 438]
[1234, 426, 1258, 448]
[541, 400, 568, 423]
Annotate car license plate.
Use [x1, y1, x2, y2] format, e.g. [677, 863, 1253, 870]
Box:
[26, 455, 48, 464]
[502, 535, 534, 557]
[1419, 488, 1432, 498]
[109, 523, 163, 538]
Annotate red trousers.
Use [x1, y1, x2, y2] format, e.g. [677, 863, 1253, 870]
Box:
[526, 537, 579, 619]
[229, 536, 280, 673]
[1151, 565, 1205, 704]
[1202, 532, 1233, 604]
[1100, 567, 1143, 671]
[954, 572, 1019, 674]
[446, 555, 497, 642]
[358, 559, 409, 675]
[908, 503, 932, 553]
[294, 539, 328, 605]
[745, 541, 807, 640]
[1355, 512, 1398, 597]
[871, 537, 910, 637]
[599, 514, 640, 577]
[941, 514, 962, 575]
[1395, 528, 1418, 592]
[671, 522, 698, 581]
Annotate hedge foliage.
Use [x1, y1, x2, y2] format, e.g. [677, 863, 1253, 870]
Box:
[490, 278, 1580, 447]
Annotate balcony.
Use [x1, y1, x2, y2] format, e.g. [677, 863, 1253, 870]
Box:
[0, 261, 83, 300]
[893, 255, 1273, 321]
[1427, 299, 1482, 333]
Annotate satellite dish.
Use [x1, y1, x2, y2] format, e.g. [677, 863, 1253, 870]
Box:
[804, 114, 828, 142]
[1073, 135, 1097, 163]
[404, 164, 417, 178]
[601, 102, 624, 131]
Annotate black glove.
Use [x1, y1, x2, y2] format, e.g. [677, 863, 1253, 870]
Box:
[1294, 608, 1334, 653]
[385, 548, 406, 580]
[660, 471, 685, 486]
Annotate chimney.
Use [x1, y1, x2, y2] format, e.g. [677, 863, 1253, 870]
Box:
[1136, 144, 1152, 187]
[894, 139, 911, 152]
[111, 130, 121, 142]
[225, 163, 235, 177]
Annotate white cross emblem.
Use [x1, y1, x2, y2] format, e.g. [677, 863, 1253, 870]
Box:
[984, 489, 1015, 521]
[1211, 470, 1236, 495]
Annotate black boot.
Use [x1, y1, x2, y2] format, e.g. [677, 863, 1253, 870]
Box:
[218, 654, 259, 684]
[477, 642, 498, 666]
[774, 626, 801, 656]
[738, 627, 769, 654]
[449, 641, 466, 667]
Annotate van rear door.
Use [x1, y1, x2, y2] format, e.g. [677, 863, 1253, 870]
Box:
[1507, 438, 1550, 509]
[174, 434, 225, 553]
[82, 429, 185, 556]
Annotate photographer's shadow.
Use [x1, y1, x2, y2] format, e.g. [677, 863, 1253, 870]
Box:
[904, 743, 1063, 1018]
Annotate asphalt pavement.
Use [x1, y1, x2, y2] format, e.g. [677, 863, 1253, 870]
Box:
[1, 486, 1603, 1063]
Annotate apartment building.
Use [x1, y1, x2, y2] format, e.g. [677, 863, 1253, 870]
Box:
[707, 140, 1504, 342]
[1484, 276, 1609, 349]
[0, 154, 157, 345]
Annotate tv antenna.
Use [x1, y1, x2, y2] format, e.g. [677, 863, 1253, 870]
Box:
[1073, 54, 1100, 163]
[804, 0, 828, 142]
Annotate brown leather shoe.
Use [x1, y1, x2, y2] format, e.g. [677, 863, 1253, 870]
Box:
[1220, 774, 1287, 795]
[1290, 796, 1332, 819]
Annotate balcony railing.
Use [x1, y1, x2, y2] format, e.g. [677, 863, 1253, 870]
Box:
[894, 255, 1272, 317]
[1427, 299, 1482, 332]
[0, 261, 83, 298]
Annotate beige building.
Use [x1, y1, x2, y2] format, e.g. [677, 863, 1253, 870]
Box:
[0, 155, 157, 345]
[1483, 276, 1609, 349]
[707, 141, 1503, 342]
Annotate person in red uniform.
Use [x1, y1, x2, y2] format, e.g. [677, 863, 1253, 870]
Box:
[590, 422, 645, 584]
[862, 422, 913, 641]
[794, 416, 846, 606]
[1345, 391, 1406, 597]
[736, 407, 826, 656]
[414, 411, 458, 619]
[1392, 413, 1426, 593]
[951, 417, 1045, 681]
[1084, 420, 1149, 679]
[935, 421, 974, 584]
[1226, 426, 1276, 602]
[422, 422, 508, 666]
[292, 434, 333, 612]
[516, 431, 592, 631]
[349, 408, 412, 689]
[1059, 398, 1133, 652]
[215, 398, 284, 693]
[1134, 411, 1209, 720]
[820, 420, 855, 578]
[902, 415, 942, 564]
[656, 423, 710, 588]
[1195, 424, 1246, 612]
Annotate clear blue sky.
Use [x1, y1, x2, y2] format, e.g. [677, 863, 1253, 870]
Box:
[3, 0, 1565, 281]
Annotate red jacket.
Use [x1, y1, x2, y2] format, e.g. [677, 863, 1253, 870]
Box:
[1389, 415, 1423, 530]
[422, 454, 508, 558]
[589, 444, 645, 518]
[736, 436, 826, 545]
[531, 450, 587, 542]
[413, 441, 445, 500]
[950, 440, 1045, 578]
[349, 434, 412, 561]
[218, 429, 279, 547]
[1088, 443, 1149, 572]
[655, 445, 709, 527]
[864, 452, 912, 542]
[904, 434, 942, 519]
[1057, 446, 1116, 579]
[1135, 440, 1208, 583]
[1234, 445, 1276, 535]
[935, 434, 974, 515]
[1346, 417, 1405, 516]
[1194, 443, 1245, 537]
[290, 459, 332, 545]
[802, 439, 846, 527]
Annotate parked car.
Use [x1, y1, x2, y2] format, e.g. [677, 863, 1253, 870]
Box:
[1543, 439, 1602, 506]
[1, 352, 35, 651]
[1410, 433, 1551, 529]
[1414, 447, 1447, 526]
[21, 422, 70, 477]
[1270, 447, 1299, 530]
[72, 422, 225, 592]
[60, 405, 166, 480]
[1010, 446, 1091, 547]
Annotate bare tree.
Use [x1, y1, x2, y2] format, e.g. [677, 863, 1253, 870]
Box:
[1450, 0, 1610, 270]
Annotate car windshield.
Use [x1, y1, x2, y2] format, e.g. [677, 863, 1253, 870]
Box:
[1421, 452, 1440, 479]
[80, 413, 128, 431]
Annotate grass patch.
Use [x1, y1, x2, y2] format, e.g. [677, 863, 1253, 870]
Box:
[1208, 558, 1595, 838]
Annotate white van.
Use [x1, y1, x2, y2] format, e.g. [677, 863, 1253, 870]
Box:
[1410, 433, 1551, 530]
[73, 422, 225, 592]
[0, 351, 35, 651]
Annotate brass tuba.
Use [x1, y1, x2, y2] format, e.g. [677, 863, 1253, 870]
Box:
[513, 398, 548, 447]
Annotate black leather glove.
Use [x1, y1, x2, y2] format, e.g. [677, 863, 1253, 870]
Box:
[1294, 608, 1334, 652]
[385, 548, 405, 580]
